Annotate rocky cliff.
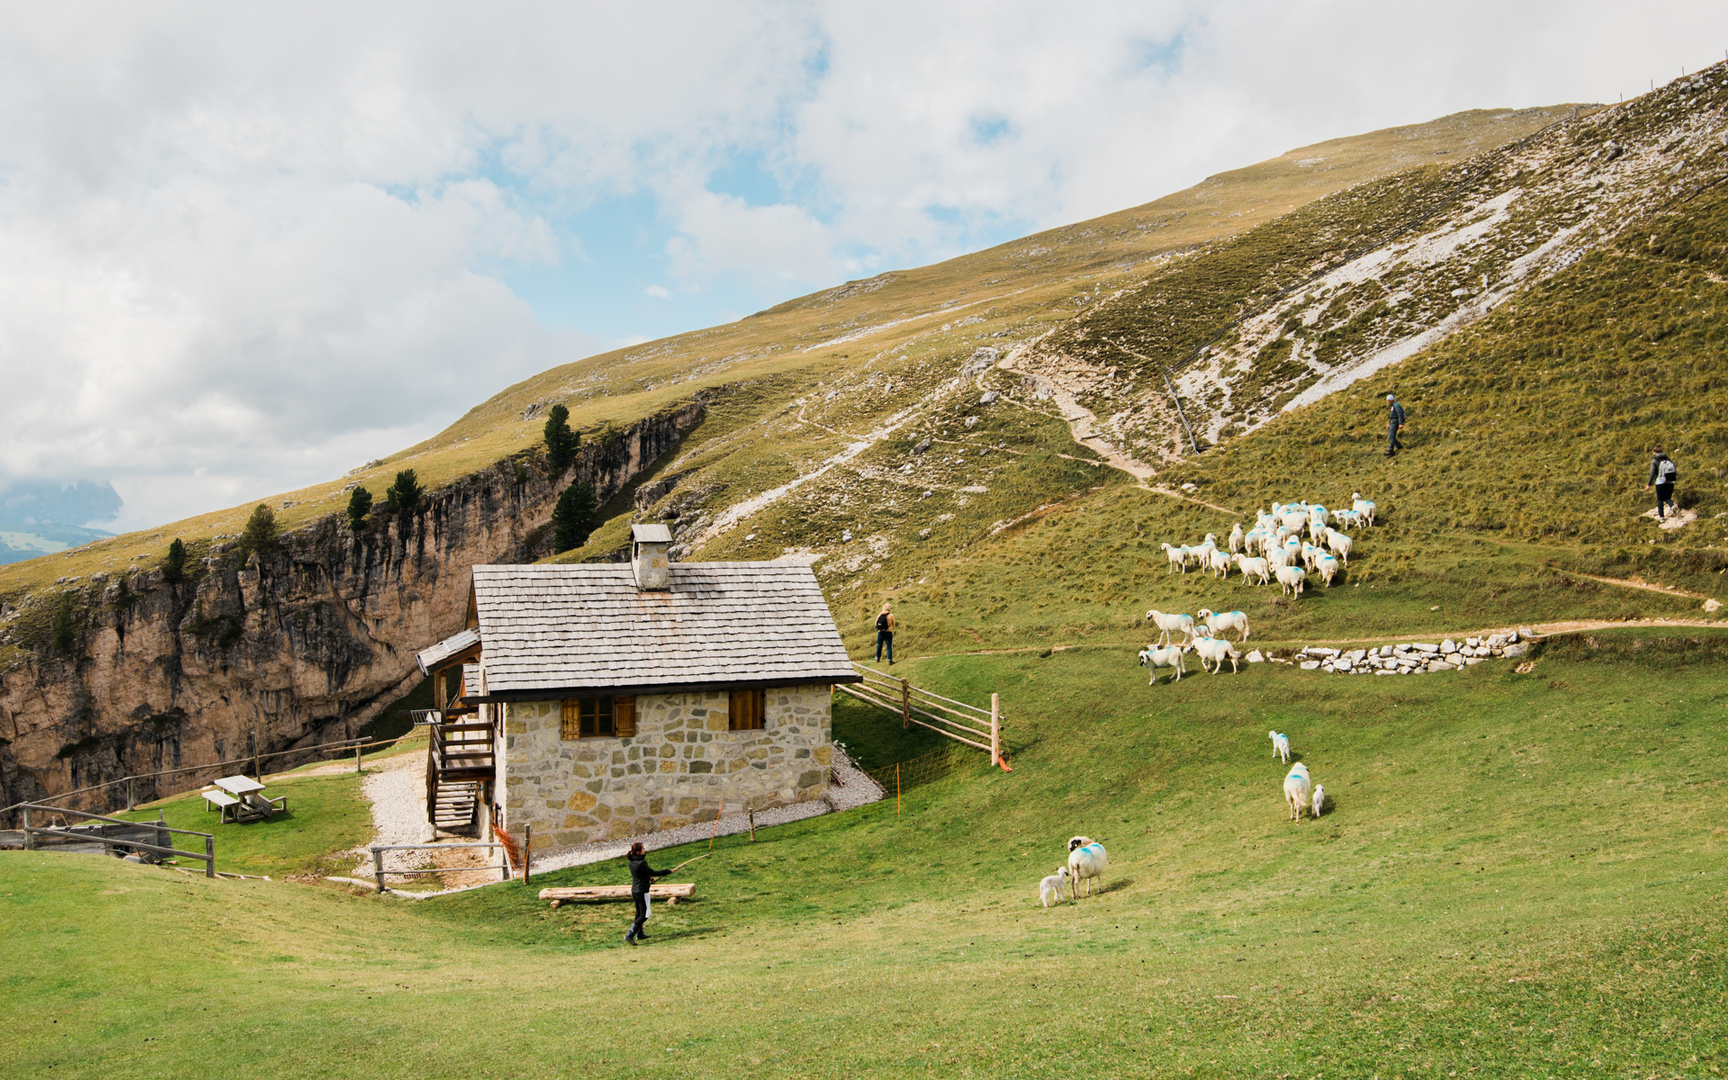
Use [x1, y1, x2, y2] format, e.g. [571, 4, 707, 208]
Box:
[0, 401, 704, 812]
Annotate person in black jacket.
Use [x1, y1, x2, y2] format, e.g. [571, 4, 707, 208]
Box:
[625, 842, 669, 944]
[1646, 446, 1679, 520]
[1384, 394, 1407, 456]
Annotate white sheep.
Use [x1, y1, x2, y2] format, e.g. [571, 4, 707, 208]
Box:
[1311, 784, 1327, 818]
[1206, 547, 1232, 578]
[1039, 866, 1070, 907]
[1284, 762, 1312, 822]
[1352, 493, 1377, 526]
[1265, 545, 1293, 570]
[1160, 543, 1189, 574]
[1228, 523, 1244, 554]
[1324, 528, 1353, 565]
[1276, 563, 1307, 596]
[1315, 551, 1340, 587]
[1145, 609, 1195, 646]
[1334, 508, 1363, 530]
[1137, 643, 1190, 684]
[1192, 633, 1241, 674]
[1067, 837, 1108, 898]
[1198, 608, 1250, 641]
[1233, 554, 1271, 586]
[1270, 730, 1290, 763]
[1301, 541, 1321, 571]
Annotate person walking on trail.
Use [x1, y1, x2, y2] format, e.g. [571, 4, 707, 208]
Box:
[874, 602, 897, 665]
[625, 842, 669, 944]
[1646, 446, 1679, 520]
[1384, 394, 1407, 456]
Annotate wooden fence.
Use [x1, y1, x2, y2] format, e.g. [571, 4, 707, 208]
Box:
[18, 803, 215, 877]
[836, 664, 1009, 771]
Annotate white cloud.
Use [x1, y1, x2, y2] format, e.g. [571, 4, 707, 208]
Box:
[645, 284, 671, 299]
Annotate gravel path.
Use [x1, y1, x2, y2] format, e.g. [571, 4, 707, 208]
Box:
[348, 751, 438, 876]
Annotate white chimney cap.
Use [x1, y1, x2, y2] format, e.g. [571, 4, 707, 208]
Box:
[631, 523, 672, 544]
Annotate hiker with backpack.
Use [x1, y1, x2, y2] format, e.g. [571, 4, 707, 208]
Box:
[874, 602, 897, 665]
[1646, 447, 1679, 520]
[1384, 394, 1407, 456]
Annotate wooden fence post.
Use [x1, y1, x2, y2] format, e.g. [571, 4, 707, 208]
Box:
[355, 745, 362, 775]
[373, 847, 385, 892]
[21, 806, 32, 851]
[127, 776, 135, 812]
[523, 826, 532, 886]
[204, 834, 215, 878]
[901, 678, 910, 731]
[990, 693, 1001, 770]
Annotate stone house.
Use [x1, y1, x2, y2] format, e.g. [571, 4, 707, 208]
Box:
[414, 525, 858, 851]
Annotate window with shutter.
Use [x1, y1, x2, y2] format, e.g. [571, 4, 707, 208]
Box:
[728, 688, 765, 731]
[561, 697, 617, 739]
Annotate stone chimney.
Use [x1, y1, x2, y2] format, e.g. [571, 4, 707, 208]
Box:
[631, 523, 673, 591]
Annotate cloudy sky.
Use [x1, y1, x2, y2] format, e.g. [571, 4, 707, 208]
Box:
[1, 2, 1722, 532]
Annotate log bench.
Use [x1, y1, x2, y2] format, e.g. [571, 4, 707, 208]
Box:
[538, 883, 696, 907]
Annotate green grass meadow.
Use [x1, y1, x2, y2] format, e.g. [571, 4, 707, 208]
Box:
[6, 629, 1726, 1077]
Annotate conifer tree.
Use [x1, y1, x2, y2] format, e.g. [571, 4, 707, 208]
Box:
[162, 538, 187, 583]
[544, 404, 579, 475]
[383, 469, 422, 515]
[551, 481, 598, 553]
[346, 486, 373, 530]
[238, 503, 277, 564]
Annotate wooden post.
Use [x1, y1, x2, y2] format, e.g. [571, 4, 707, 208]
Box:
[748, 806, 756, 841]
[204, 834, 215, 878]
[21, 806, 32, 850]
[355, 745, 362, 774]
[155, 810, 168, 854]
[127, 776, 135, 812]
[252, 733, 261, 782]
[373, 848, 385, 892]
[896, 763, 901, 817]
[901, 678, 910, 731]
[990, 693, 1001, 770]
[523, 826, 532, 886]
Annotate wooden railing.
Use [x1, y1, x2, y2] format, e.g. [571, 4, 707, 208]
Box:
[837, 664, 1009, 770]
[18, 804, 215, 877]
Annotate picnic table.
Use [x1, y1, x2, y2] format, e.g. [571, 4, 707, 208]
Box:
[202, 775, 288, 823]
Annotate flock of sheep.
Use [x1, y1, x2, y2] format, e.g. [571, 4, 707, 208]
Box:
[1137, 494, 1379, 684]
[1045, 499, 1376, 906]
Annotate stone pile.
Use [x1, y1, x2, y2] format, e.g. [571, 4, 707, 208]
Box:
[1291, 630, 1536, 675]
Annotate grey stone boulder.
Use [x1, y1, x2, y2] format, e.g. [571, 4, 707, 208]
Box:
[1300, 660, 1322, 671]
[1246, 650, 1265, 663]
[1503, 642, 1531, 659]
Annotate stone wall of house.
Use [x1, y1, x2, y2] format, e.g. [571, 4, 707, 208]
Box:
[498, 684, 833, 851]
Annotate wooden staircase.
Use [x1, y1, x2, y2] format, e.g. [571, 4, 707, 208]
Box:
[426, 719, 495, 837]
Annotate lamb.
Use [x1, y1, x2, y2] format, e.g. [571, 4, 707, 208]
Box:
[1233, 554, 1271, 586]
[1039, 866, 1071, 907]
[1137, 643, 1190, 684]
[1067, 837, 1108, 898]
[1301, 541, 1321, 571]
[1352, 493, 1377, 526]
[1324, 528, 1353, 565]
[1228, 523, 1244, 554]
[1334, 508, 1363, 530]
[1198, 608, 1250, 641]
[1276, 563, 1307, 596]
[1145, 609, 1195, 646]
[1284, 762, 1312, 821]
[1270, 730, 1290, 763]
[1192, 633, 1242, 674]
[1315, 551, 1340, 587]
[1311, 784, 1327, 819]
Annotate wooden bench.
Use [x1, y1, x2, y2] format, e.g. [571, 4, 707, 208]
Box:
[200, 789, 241, 822]
[538, 883, 696, 908]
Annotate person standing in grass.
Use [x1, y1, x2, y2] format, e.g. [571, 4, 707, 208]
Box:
[875, 601, 897, 666]
[1384, 393, 1407, 456]
[625, 842, 669, 944]
[1646, 446, 1679, 520]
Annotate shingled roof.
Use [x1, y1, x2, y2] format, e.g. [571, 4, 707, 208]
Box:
[464, 561, 857, 697]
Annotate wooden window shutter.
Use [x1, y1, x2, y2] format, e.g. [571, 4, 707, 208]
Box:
[560, 700, 579, 741]
[614, 696, 637, 738]
[729, 689, 764, 731]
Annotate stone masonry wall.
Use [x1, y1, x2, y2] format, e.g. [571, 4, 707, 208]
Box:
[500, 684, 833, 851]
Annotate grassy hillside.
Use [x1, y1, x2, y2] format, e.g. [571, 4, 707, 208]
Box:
[5, 628, 1726, 1077]
[0, 106, 1572, 606]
